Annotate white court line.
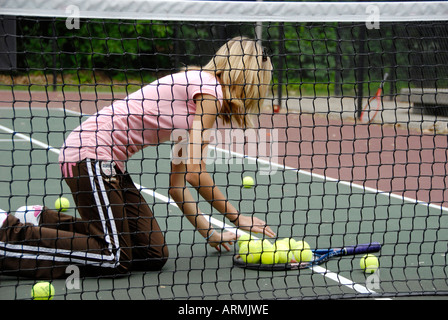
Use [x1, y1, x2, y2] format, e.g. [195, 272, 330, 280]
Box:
[0, 139, 26, 142]
[0, 121, 379, 296]
[0, 124, 60, 152]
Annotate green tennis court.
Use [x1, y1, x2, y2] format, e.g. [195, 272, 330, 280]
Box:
[1, 0, 448, 302]
[1, 106, 447, 300]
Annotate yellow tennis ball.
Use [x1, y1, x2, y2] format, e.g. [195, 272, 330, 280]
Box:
[239, 241, 249, 255]
[261, 249, 277, 264]
[240, 240, 261, 264]
[360, 254, 379, 274]
[239, 246, 248, 258]
[55, 197, 70, 212]
[293, 240, 311, 250]
[293, 248, 313, 262]
[275, 238, 294, 248]
[260, 240, 277, 264]
[285, 238, 297, 249]
[237, 233, 252, 247]
[274, 241, 290, 264]
[242, 176, 254, 188]
[292, 240, 313, 262]
[31, 281, 55, 300]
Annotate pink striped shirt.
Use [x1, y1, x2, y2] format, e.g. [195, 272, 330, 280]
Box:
[59, 70, 223, 176]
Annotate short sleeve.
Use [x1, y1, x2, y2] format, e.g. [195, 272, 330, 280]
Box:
[187, 71, 224, 110]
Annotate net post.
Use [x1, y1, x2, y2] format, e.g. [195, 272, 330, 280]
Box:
[51, 18, 57, 92]
[356, 23, 367, 119]
[276, 22, 284, 112]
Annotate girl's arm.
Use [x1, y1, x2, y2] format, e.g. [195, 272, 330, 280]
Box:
[169, 94, 275, 251]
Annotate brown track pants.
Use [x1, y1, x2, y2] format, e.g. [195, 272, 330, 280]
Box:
[0, 159, 168, 279]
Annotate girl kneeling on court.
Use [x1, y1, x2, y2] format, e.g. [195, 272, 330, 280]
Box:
[0, 36, 276, 279]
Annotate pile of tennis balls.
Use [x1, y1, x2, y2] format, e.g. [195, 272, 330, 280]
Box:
[237, 234, 313, 264]
[237, 234, 380, 273]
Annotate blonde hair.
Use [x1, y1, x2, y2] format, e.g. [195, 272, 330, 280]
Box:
[189, 36, 273, 128]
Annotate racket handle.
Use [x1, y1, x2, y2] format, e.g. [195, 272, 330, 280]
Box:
[344, 242, 381, 255]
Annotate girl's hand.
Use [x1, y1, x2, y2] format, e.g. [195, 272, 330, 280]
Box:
[207, 231, 238, 252]
[232, 214, 276, 238]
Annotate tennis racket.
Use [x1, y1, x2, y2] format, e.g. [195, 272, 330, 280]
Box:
[233, 242, 381, 271]
[359, 73, 389, 124]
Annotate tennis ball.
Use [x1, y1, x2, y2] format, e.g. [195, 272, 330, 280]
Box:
[239, 243, 248, 255]
[260, 240, 277, 264]
[278, 238, 298, 251]
[293, 240, 310, 251]
[242, 176, 254, 188]
[31, 281, 55, 300]
[274, 241, 290, 264]
[237, 233, 252, 247]
[239, 241, 249, 254]
[55, 197, 70, 212]
[284, 238, 297, 249]
[360, 254, 379, 274]
[240, 240, 261, 264]
[292, 240, 313, 262]
[261, 239, 273, 249]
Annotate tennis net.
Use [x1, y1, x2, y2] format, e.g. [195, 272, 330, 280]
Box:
[0, 0, 448, 301]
